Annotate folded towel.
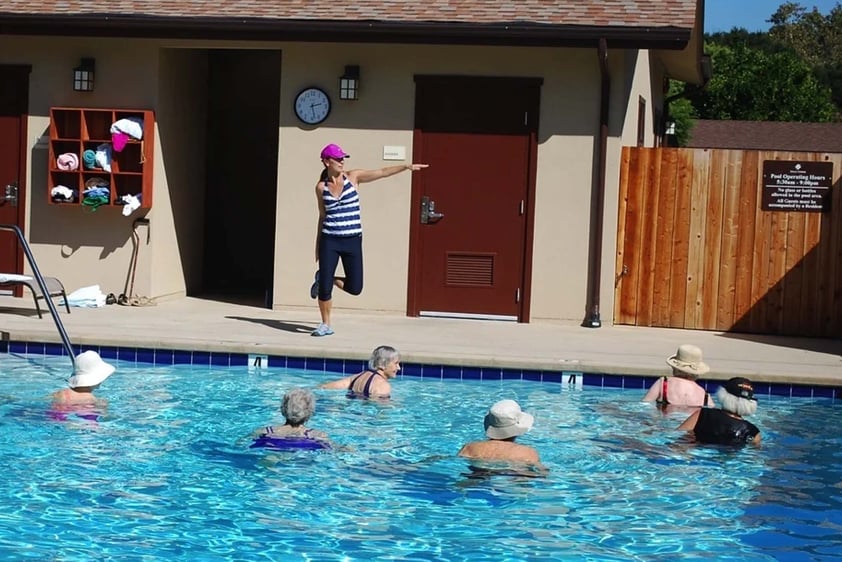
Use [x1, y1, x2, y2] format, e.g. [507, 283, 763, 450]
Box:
[120, 194, 142, 216]
[51, 185, 77, 202]
[95, 143, 112, 173]
[110, 118, 143, 140]
[59, 285, 106, 308]
[82, 186, 110, 211]
[0, 274, 34, 283]
[56, 153, 79, 171]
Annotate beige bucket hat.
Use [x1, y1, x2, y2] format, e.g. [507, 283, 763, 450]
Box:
[666, 344, 710, 377]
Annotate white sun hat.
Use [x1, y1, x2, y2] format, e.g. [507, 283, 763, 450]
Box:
[68, 350, 115, 389]
[483, 399, 534, 440]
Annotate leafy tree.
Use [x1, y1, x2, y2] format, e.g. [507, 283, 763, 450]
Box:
[768, 1, 842, 111]
[685, 41, 837, 122]
[664, 80, 696, 146]
[706, 28, 781, 52]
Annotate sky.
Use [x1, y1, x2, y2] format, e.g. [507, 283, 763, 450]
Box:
[705, 0, 840, 32]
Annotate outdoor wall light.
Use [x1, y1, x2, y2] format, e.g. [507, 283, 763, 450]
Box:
[665, 120, 676, 135]
[339, 65, 360, 100]
[73, 58, 95, 92]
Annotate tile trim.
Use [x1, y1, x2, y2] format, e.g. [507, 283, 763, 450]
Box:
[2, 341, 839, 401]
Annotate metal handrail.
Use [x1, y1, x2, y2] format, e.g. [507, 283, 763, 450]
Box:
[0, 224, 75, 367]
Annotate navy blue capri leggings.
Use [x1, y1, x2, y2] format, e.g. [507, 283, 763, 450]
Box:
[318, 233, 363, 300]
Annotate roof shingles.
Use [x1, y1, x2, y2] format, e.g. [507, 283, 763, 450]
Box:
[1, 1, 697, 28]
[687, 120, 842, 153]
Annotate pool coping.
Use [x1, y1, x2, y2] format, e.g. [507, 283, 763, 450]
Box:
[3, 339, 840, 401]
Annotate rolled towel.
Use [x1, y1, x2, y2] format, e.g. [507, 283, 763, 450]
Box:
[56, 153, 79, 171]
[82, 150, 97, 169]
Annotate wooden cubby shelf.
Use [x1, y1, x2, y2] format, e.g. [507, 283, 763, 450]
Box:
[48, 107, 154, 209]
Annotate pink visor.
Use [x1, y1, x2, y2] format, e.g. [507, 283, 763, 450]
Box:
[320, 143, 349, 160]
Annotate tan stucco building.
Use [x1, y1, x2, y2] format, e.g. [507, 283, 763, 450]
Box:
[0, 1, 707, 326]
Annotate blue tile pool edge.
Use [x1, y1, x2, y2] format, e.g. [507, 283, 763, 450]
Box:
[1, 340, 839, 400]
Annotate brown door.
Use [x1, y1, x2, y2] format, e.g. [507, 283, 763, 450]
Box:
[408, 76, 539, 321]
[0, 65, 30, 279]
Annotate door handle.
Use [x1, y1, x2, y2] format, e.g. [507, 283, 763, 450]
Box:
[420, 195, 444, 224]
[2, 183, 18, 207]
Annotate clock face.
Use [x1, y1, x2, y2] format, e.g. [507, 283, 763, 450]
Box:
[294, 87, 331, 125]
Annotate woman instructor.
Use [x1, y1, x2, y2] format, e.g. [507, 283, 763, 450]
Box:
[310, 143, 428, 337]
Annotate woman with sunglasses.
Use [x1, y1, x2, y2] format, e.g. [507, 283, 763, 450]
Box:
[310, 143, 428, 337]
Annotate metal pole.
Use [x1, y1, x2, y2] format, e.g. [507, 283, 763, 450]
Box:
[0, 224, 75, 366]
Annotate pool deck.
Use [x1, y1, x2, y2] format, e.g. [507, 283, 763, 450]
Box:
[1, 295, 841, 387]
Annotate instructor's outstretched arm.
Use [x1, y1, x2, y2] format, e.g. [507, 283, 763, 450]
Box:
[352, 163, 429, 184]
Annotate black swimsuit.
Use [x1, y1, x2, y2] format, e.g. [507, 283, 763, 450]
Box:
[693, 408, 759, 445]
[347, 371, 385, 399]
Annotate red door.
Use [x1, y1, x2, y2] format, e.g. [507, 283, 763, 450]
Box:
[408, 76, 540, 321]
[0, 65, 30, 279]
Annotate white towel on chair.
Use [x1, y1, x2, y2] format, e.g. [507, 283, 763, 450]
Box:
[0, 274, 34, 283]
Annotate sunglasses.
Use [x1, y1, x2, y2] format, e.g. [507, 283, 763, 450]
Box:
[330, 157, 345, 163]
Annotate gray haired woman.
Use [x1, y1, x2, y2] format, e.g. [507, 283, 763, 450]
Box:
[319, 345, 401, 399]
[678, 377, 761, 445]
[252, 388, 330, 449]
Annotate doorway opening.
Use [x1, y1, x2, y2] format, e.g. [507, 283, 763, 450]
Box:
[201, 49, 280, 307]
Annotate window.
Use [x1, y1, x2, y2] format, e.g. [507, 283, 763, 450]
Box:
[637, 96, 646, 147]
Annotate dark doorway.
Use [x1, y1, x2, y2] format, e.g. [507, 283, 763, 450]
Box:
[407, 76, 540, 321]
[202, 50, 280, 307]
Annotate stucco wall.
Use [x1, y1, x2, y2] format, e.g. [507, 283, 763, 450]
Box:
[1, 35, 661, 324]
[0, 35, 159, 299]
[274, 43, 603, 323]
[154, 48, 209, 299]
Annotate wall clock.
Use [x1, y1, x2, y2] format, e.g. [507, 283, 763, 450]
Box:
[294, 87, 331, 125]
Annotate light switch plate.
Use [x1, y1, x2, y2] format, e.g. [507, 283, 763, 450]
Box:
[383, 145, 406, 161]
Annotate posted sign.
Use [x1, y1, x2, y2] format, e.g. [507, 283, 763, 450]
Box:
[761, 160, 833, 212]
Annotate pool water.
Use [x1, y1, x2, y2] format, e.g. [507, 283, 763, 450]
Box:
[1, 353, 841, 561]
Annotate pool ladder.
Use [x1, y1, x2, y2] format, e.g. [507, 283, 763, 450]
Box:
[0, 224, 75, 369]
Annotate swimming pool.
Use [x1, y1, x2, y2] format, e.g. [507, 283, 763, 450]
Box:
[1, 352, 841, 561]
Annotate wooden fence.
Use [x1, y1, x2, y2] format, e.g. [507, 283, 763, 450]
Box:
[614, 147, 842, 337]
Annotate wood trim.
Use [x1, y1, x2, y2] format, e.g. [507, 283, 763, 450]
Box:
[0, 17, 692, 49]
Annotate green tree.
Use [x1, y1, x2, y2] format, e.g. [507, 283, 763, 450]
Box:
[769, 1, 842, 111]
[687, 42, 836, 121]
[664, 80, 696, 146]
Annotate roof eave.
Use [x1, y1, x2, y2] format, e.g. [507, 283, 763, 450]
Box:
[0, 15, 692, 49]
[654, 0, 706, 84]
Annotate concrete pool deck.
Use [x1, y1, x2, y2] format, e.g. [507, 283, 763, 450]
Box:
[1, 295, 841, 386]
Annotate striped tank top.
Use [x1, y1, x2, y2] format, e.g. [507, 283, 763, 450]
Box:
[321, 175, 362, 236]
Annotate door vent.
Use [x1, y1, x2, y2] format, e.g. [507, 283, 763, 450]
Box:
[446, 253, 494, 286]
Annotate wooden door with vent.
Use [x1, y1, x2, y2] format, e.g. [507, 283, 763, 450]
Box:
[407, 76, 539, 321]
